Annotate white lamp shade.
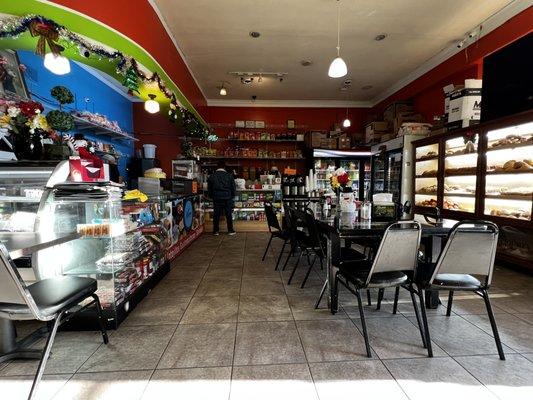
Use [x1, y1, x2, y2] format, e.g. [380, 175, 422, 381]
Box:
[342, 118, 351, 128]
[219, 87, 227, 96]
[43, 53, 71, 75]
[328, 57, 347, 78]
[144, 99, 160, 114]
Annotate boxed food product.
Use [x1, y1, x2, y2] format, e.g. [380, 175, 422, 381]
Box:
[365, 121, 389, 143]
[393, 112, 424, 134]
[397, 122, 432, 137]
[306, 131, 327, 148]
[448, 79, 482, 124]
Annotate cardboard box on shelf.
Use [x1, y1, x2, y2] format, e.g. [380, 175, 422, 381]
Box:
[448, 79, 482, 124]
[320, 138, 337, 149]
[383, 101, 413, 123]
[338, 134, 351, 149]
[306, 131, 327, 148]
[365, 121, 389, 143]
[393, 112, 424, 134]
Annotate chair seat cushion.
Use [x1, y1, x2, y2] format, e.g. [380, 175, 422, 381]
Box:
[430, 273, 481, 290]
[0, 276, 97, 319]
[339, 266, 408, 288]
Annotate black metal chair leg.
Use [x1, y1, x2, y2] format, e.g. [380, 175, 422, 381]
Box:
[482, 290, 505, 360]
[410, 289, 427, 349]
[28, 311, 64, 400]
[376, 288, 384, 310]
[281, 242, 295, 271]
[367, 289, 372, 306]
[446, 290, 454, 317]
[262, 234, 273, 261]
[393, 286, 400, 314]
[92, 294, 109, 345]
[315, 279, 328, 309]
[331, 274, 339, 315]
[287, 250, 303, 285]
[355, 289, 372, 358]
[301, 254, 317, 288]
[274, 239, 287, 271]
[418, 288, 433, 357]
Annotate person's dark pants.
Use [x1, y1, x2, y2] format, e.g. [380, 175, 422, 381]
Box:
[213, 199, 234, 233]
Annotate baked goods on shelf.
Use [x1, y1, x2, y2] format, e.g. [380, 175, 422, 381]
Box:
[445, 166, 477, 175]
[419, 169, 438, 177]
[443, 199, 462, 211]
[486, 186, 533, 197]
[489, 159, 533, 173]
[416, 151, 438, 161]
[415, 198, 437, 207]
[489, 134, 533, 149]
[444, 184, 476, 195]
[489, 208, 531, 220]
[417, 184, 438, 195]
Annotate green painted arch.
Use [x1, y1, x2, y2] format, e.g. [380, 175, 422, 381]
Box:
[0, 0, 206, 125]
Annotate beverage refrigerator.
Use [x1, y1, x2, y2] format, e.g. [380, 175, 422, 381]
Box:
[312, 149, 372, 200]
[370, 136, 419, 205]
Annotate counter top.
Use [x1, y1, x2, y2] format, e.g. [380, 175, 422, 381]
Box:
[0, 232, 81, 259]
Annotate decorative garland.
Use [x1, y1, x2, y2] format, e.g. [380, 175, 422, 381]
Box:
[0, 14, 208, 133]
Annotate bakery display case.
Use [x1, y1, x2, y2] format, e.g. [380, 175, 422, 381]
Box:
[412, 110, 533, 269]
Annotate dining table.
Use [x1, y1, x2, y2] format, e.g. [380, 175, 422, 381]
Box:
[315, 212, 458, 313]
[0, 231, 81, 364]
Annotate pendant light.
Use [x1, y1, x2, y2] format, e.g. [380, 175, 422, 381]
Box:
[342, 116, 351, 128]
[328, 0, 347, 78]
[144, 94, 160, 114]
[219, 83, 227, 96]
[43, 52, 71, 75]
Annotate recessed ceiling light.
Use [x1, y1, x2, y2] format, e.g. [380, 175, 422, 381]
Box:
[361, 85, 373, 90]
[374, 34, 387, 41]
[300, 60, 313, 67]
[249, 31, 261, 38]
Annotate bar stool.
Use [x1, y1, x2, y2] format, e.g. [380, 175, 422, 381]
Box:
[0, 245, 109, 400]
[413, 220, 505, 360]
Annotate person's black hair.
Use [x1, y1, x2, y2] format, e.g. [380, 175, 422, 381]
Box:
[217, 160, 226, 169]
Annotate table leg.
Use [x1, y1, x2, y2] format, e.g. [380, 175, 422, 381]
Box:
[0, 319, 45, 363]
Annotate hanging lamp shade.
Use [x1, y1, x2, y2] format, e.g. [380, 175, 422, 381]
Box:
[329, 57, 347, 78]
[144, 94, 160, 114]
[342, 117, 351, 128]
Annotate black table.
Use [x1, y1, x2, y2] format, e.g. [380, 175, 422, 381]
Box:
[0, 232, 81, 363]
[315, 212, 457, 312]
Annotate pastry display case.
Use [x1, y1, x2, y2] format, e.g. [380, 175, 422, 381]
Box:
[412, 110, 533, 269]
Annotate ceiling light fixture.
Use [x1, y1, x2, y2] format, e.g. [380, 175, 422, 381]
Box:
[374, 34, 388, 41]
[144, 94, 160, 114]
[218, 81, 229, 96]
[43, 52, 71, 75]
[249, 31, 261, 38]
[328, 0, 347, 78]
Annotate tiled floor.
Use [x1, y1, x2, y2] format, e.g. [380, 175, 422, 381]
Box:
[1, 232, 533, 400]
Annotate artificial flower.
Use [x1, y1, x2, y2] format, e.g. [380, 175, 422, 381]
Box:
[18, 100, 44, 119]
[7, 106, 20, 118]
[0, 114, 11, 127]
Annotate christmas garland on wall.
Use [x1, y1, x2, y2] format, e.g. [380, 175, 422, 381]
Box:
[0, 14, 209, 138]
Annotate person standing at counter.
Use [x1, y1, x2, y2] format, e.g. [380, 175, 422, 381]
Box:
[208, 160, 236, 235]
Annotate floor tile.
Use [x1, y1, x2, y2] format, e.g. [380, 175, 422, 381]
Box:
[440, 293, 506, 315]
[195, 278, 241, 297]
[288, 294, 347, 320]
[515, 313, 533, 325]
[0, 374, 70, 400]
[230, 363, 318, 400]
[53, 370, 151, 400]
[240, 277, 284, 295]
[79, 325, 175, 372]
[352, 315, 446, 359]
[408, 315, 515, 356]
[310, 360, 408, 400]
[455, 354, 533, 400]
[204, 267, 243, 280]
[166, 267, 206, 281]
[0, 332, 105, 376]
[234, 321, 306, 365]
[491, 291, 533, 314]
[462, 313, 533, 353]
[157, 323, 235, 368]
[142, 367, 231, 400]
[296, 319, 373, 362]
[238, 295, 292, 322]
[181, 296, 239, 324]
[384, 357, 499, 400]
[148, 279, 198, 299]
[122, 297, 190, 326]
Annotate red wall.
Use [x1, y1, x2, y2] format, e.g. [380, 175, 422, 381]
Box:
[372, 6, 533, 120]
[53, 0, 208, 118]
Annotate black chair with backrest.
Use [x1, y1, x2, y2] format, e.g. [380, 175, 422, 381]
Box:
[414, 220, 504, 360]
[334, 221, 425, 357]
[0, 245, 109, 400]
[279, 205, 307, 272]
[262, 202, 290, 270]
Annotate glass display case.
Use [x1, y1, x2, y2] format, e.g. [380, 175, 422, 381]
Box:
[34, 185, 168, 328]
[414, 143, 439, 209]
[314, 158, 336, 193]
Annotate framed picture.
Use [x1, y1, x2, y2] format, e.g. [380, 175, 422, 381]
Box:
[0, 50, 29, 99]
[255, 120, 265, 128]
[287, 119, 295, 129]
[245, 120, 255, 128]
[235, 120, 245, 128]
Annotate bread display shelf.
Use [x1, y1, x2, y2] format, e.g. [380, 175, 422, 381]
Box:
[415, 155, 439, 162]
[443, 192, 475, 198]
[444, 171, 478, 177]
[415, 191, 438, 196]
[485, 194, 533, 201]
[486, 170, 533, 175]
[487, 141, 533, 152]
[415, 173, 438, 178]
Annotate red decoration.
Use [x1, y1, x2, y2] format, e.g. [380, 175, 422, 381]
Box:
[337, 173, 350, 185]
[18, 100, 44, 118]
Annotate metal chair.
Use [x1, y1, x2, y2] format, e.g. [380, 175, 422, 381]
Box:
[0, 245, 109, 400]
[334, 221, 425, 357]
[262, 202, 290, 270]
[414, 220, 505, 360]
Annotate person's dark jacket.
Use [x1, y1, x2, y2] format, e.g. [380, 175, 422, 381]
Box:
[208, 169, 236, 201]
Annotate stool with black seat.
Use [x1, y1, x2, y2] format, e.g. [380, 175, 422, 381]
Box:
[333, 221, 426, 358]
[0, 246, 109, 400]
[413, 220, 505, 360]
[262, 202, 291, 271]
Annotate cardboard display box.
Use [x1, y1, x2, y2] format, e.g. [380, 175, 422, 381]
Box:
[365, 121, 389, 143]
[338, 134, 351, 149]
[384, 101, 413, 123]
[393, 112, 424, 134]
[448, 79, 482, 124]
[306, 131, 327, 148]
